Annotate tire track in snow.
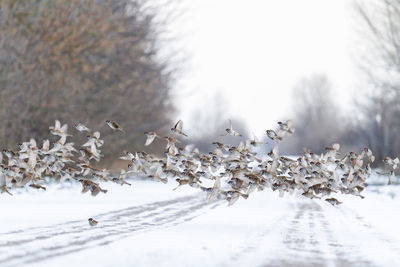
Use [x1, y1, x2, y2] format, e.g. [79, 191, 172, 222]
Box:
[0, 194, 222, 267]
[277, 202, 330, 267]
[232, 200, 379, 267]
[266, 201, 394, 266]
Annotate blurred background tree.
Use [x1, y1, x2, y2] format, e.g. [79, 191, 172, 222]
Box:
[0, 0, 176, 163]
[188, 93, 250, 153]
[353, 0, 400, 163]
[280, 74, 343, 155]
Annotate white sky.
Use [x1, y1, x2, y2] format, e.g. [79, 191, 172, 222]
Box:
[171, 0, 362, 136]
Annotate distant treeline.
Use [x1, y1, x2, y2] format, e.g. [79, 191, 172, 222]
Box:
[278, 0, 400, 166]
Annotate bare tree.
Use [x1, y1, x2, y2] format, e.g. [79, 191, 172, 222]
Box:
[281, 74, 342, 154]
[189, 93, 250, 152]
[0, 0, 177, 162]
[353, 0, 400, 162]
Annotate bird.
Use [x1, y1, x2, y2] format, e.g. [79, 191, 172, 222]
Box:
[221, 119, 242, 137]
[383, 156, 399, 171]
[106, 120, 125, 133]
[277, 120, 295, 134]
[266, 130, 282, 141]
[144, 131, 159, 146]
[74, 123, 91, 133]
[171, 120, 188, 137]
[79, 179, 107, 196]
[247, 135, 266, 149]
[29, 183, 46, 191]
[88, 218, 98, 226]
[112, 169, 132, 186]
[49, 120, 69, 136]
[0, 173, 12, 195]
[325, 197, 342, 206]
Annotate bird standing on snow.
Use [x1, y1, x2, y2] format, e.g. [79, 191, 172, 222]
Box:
[88, 218, 98, 226]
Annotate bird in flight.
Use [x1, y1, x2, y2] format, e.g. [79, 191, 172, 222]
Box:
[171, 120, 188, 137]
[144, 131, 160, 146]
[106, 120, 125, 133]
[221, 119, 242, 137]
[74, 122, 91, 133]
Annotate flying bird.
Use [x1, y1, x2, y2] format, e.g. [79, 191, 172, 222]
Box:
[266, 130, 282, 141]
[171, 120, 188, 137]
[221, 119, 242, 137]
[325, 198, 342, 206]
[106, 120, 125, 133]
[74, 123, 91, 133]
[144, 131, 159, 146]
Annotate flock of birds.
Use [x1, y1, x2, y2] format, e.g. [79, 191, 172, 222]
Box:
[0, 119, 398, 210]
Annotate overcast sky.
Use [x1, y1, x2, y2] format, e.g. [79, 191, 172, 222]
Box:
[170, 0, 363, 137]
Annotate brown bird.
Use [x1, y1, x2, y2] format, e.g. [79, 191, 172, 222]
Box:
[29, 184, 46, 191]
[74, 122, 91, 133]
[171, 120, 188, 137]
[79, 179, 107, 196]
[0, 174, 12, 195]
[106, 120, 125, 133]
[88, 218, 98, 226]
[325, 197, 342, 206]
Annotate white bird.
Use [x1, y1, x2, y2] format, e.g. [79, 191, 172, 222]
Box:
[74, 123, 91, 133]
[144, 131, 159, 146]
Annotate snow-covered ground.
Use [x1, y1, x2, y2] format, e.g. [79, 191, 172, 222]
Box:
[1, 176, 400, 267]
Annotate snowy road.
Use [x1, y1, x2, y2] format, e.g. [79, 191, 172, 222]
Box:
[0, 194, 221, 266]
[1, 182, 400, 267]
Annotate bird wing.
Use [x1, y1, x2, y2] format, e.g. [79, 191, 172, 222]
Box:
[42, 139, 50, 151]
[0, 173, 6, 186]
[285, 120, 293, 128]
[213, 176, 221, 189]
[54, 120, 61, 130]
[58, 135, 67, 145]
[277, 129, 286, 138]
[30, 138, 37, 148]
[28, 151, 37, 169]
[93, 131, 100, 139]
[174, 120, 183, 131]
[60, 123, 68, 133]
[82, 138, 95, 147]
[155, 166, 162, 178]
[144, 135, 156, 146]
[332, 143, 340, 151]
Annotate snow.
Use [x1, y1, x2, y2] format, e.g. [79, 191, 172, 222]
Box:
[1, 176, 400, 267]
